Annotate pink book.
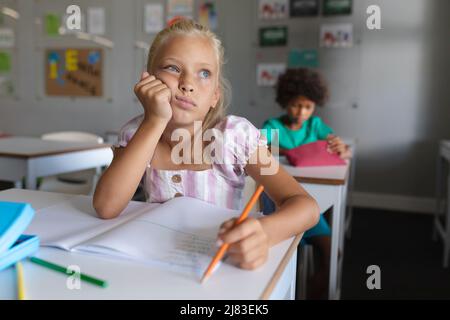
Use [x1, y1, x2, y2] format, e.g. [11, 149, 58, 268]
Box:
[284, 140, 346, 167]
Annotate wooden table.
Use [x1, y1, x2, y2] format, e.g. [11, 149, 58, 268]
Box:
[0, 137, 113, 189]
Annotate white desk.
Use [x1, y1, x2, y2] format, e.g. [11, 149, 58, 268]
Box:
[0, 189, 300, 300]
[280, 157, 350, 300]
[0, 137, 113, 189]
[434, 140, 450, 267]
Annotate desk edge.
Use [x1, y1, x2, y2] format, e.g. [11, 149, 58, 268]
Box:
[260, 233, 302, 300]
[0, 144, 112, 159]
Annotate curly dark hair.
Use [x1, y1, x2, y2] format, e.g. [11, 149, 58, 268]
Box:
[276, 68, 329, 108]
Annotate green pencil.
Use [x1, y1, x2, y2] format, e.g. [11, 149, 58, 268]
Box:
[29, 257, 108, 288]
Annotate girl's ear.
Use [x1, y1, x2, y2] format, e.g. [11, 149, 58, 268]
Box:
[210, 86, 221, 109]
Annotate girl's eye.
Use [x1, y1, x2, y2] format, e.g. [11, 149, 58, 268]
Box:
[200, 70, 211, 79]
[165, 65, 179, 72]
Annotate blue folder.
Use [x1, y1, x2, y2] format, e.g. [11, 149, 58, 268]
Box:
[0, 201, 39, 271]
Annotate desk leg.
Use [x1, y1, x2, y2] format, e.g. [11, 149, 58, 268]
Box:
[26, 160, 37, 190]
[337, 184, 347, 299]
[329, 185, 342, 300]
[433, 152, 444, 241]
[445, 174, 450, 268]
[346, 158, 356, 239]
[290, 249, 298, 300]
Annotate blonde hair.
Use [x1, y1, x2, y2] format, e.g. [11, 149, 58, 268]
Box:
[147, 19, 231, 130]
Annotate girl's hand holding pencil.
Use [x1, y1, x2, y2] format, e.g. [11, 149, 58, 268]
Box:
[216, 216, 269, 270]
[201, 186, 267, 283]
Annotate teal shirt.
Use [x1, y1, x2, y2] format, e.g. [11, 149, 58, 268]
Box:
[262, 116, 334, 150]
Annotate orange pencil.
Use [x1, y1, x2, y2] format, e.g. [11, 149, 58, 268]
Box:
[201, 185, 265, 283]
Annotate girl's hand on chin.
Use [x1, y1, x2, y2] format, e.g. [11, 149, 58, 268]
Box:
[134, 71, 173, 124]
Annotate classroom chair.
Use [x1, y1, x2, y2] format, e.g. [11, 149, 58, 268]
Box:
[38, 131, 104, 195]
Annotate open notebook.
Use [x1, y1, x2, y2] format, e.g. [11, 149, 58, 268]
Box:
[24, 196, 245, 278]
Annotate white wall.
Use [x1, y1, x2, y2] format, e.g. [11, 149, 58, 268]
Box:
[1, 0, 449, 207]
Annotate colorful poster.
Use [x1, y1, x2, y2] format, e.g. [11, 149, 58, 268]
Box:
[45, 48, 103, 97]
[87, 7, 106, 35]
[0, 51, 11, 72]
[45, 13, 61, 36]
[167, 0, 193, 22]
[198, 2, 218, 30]
[323, 0, 352, 16]
[259, 0, 288, 19]
[144, 4, 164, 33]
[288, 49, 319, 68]
[290, 0, 319, 17]
[0, 28, 14, 48]
[320, 23, 353, 48]
[257, 63, 286, 86]
[259, 26, 288, 47]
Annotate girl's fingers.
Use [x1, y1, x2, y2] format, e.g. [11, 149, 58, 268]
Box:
[328, 138, 341, 145]
[136, 81, 166, 94]
[228, 239, 264, 263]
[329, 140, 344, 149]
[228, 247, 260, 265]
[329, 143, 341, 151]
[219, 218, 237, 234]
[141, 71, 150, 80]
[330, 145, 342, 153]
[134, 74, 157, 91]
[227, 232, 264, 254]
[219, 219, 259, 244]
[238, 255, 267, 270]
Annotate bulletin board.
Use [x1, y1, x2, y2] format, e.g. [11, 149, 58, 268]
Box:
[0, 0, 19, 99]
[33, 0, 113, 101]
[45, 48, 103, 96]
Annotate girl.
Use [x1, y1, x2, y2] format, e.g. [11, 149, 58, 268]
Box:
[93, 20, 319, 270]
[262, 68, 352, 298]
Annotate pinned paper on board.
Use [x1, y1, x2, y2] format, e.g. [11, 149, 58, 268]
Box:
[0, 51, 14, 97]
[87, 7, 106, 35]
[259, 26, 288, 47]
[323, 0, 352, 16]
[290, 0, 319, 17]
[259, 0, 288, 19]
[144, 3, 164, 33]
[198, 2, 218, 30]
[0, 28, 14, 48]
[257, 63, 286, 87]
[288, 49, 319, 68]
[45, 48, 103, 97]
[167, 0, 193, 22]
[45, 13, 61, 36]
[320, 23, 353, 48]
[0, 51, 11, 72]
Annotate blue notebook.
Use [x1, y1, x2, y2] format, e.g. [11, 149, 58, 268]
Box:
[0, 201, 39, 271]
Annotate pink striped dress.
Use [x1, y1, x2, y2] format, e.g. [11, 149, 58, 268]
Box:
[114, 114, 267, 210]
